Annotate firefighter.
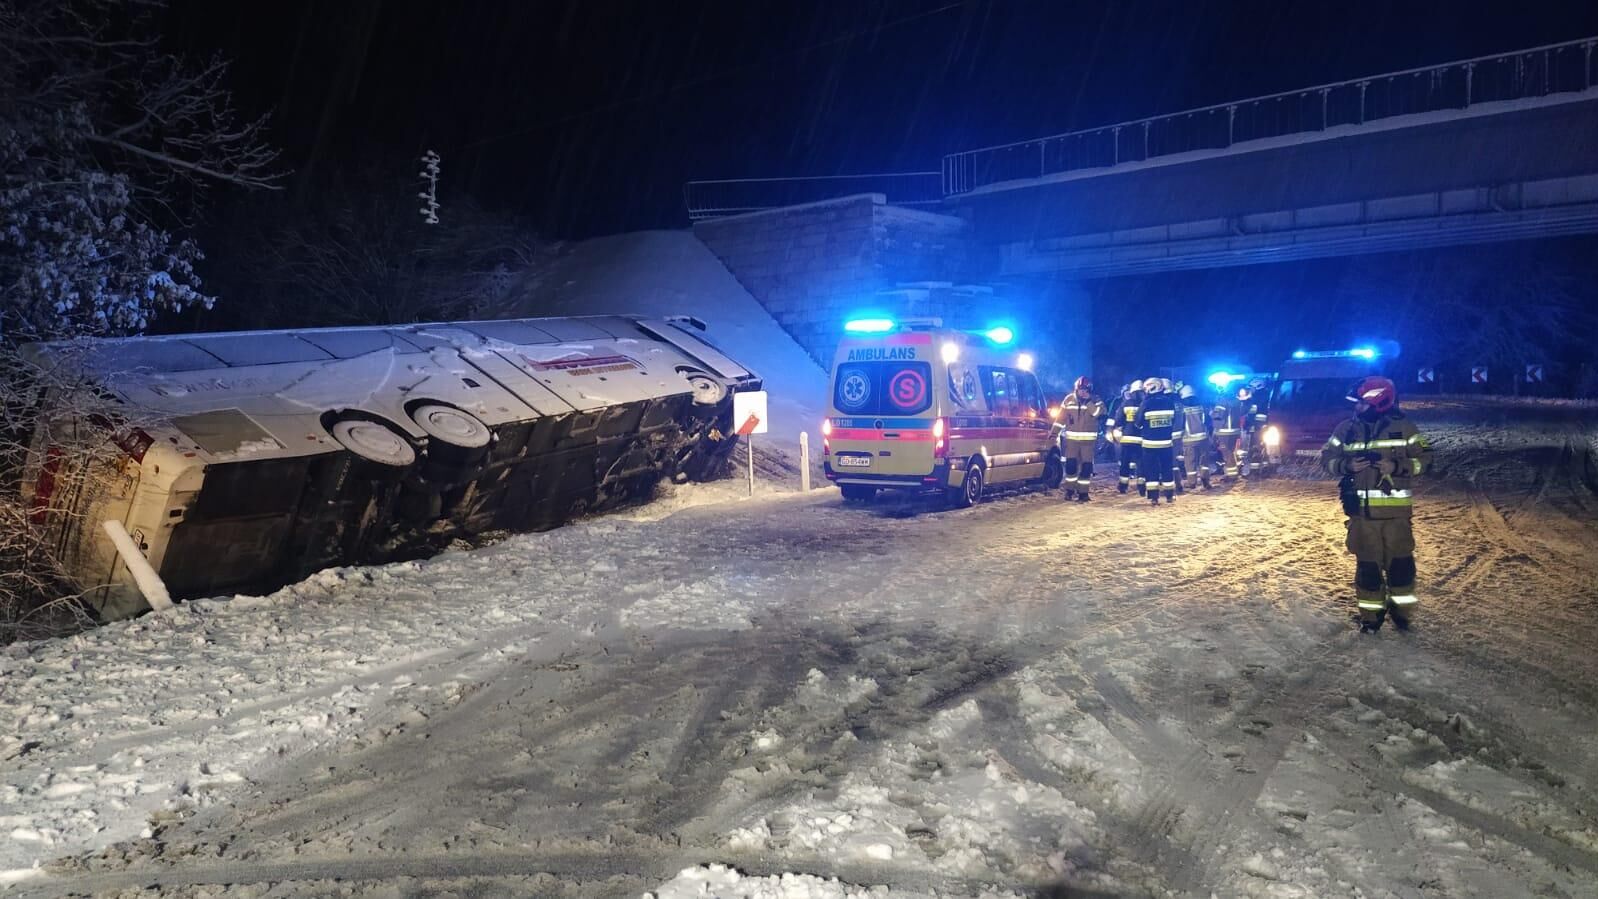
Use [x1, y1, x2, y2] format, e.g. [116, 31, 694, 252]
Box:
[1319, 377, 1434, 633]
[1058, 376, 1105, 502]
[1177, 384, 1213, 490]
[1235, 384, 1260, 479]
[1113, 382, 1144, 495]
[1212, 392, 1243, 482]
[1241, 378, 1271, 478]
[1135, 377, 1178, 504]
[1162, 378, 1186, 493]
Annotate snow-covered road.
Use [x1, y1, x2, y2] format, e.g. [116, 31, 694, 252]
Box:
[5, 400, 1598, 897]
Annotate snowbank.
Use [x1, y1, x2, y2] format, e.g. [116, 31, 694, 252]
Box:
[504, 230, 829, 457]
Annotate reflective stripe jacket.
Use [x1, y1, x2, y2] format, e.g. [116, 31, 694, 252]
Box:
[1242, 397, 1267, 433]
[1319, 411, 1434, 519]
[1213, 400, 1243, 437]
[1060, 394, 1105, 442]
[1179, 402, 1210, 443]
[1135, 393, 1178, 448]
[1116, 395, 1143, 444]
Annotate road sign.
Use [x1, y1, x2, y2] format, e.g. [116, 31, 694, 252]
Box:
[1471, 366, 1488, 385]
[733, 389, 768, 436]
[1525, 364, 1544, 383]
[1417, 366, 1435, 384]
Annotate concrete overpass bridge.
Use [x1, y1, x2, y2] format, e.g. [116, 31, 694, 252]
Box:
[687, 37, 1598, 370]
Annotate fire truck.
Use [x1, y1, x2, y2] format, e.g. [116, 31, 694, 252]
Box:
[1257, 347, 1385, 466]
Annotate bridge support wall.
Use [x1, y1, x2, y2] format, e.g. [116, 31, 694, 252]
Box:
[694, 194, 975, 367]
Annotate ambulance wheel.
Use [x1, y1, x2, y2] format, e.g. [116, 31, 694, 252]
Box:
[840, 485, 877, 503]
[1041, 452, 1064, 489]
[949, 461, 985, 508]
[330, 418, 416, 474]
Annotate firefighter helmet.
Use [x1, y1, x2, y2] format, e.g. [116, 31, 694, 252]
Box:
[1349, 376, 1397, 413]
[1179, 384, 1195, 400]
[1237, 386, 1253, 401]
[1073, 375, 1092, 393]
[1142, 376, 1163, 394]
[1249, 377, 1267, 391]
[1160, 378, 1173, 393]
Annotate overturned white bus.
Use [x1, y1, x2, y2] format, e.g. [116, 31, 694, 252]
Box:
[20, 315, 759, 620]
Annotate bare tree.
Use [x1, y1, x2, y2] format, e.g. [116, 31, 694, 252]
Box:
[220, 172, 560, 329]
[1338, 246, 1598, 382]
[1, 0, 282, 340]
[1, 0, 280, 637]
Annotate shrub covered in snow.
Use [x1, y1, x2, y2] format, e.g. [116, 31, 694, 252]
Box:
[0, 0, 279, 637]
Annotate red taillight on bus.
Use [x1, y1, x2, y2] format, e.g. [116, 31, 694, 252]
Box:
[932, 417, 948, 458]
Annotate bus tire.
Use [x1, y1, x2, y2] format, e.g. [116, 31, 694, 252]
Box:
[840, 484, 876, 503]
[410, 404, 491, 472]
[1042, 451, 1064, 489]
[949, 460, 984, 508]
[680, 369, 727, 406]
[330, 418, 417, 474]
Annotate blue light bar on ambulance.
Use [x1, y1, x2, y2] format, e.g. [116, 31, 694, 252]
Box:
[1293, 347, 1379, 360]
[983, 326, 1015, 345]
[1208, 370, 1246, 389]
[844, 318, 896, 334]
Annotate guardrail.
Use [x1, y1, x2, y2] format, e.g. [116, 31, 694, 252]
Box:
[943, 36, 1598, 196]
[684, 172, 943, 221]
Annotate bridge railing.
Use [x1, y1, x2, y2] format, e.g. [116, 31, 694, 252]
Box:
[943, 36, 1598, 196]
[684, 172, 944, 221]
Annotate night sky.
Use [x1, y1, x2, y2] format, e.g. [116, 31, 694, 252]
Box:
[169, 0, 1598, 238]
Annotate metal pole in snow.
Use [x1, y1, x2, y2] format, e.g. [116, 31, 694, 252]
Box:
[102, 520, 173, 612]
[747, 436, 755, 497]
[799, 432, 811, 492]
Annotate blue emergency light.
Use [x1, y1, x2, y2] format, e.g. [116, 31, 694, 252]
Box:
[983, 326, 1015, 345]
[844, 318, 896, 334]
[1293, 347, 1379, 361]
[1207, 371, 1246, 389]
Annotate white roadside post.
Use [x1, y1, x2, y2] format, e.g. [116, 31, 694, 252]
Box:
[102, 519, 173, 612]
[799, 431, 812, 492]
[732, 390, 769, 497]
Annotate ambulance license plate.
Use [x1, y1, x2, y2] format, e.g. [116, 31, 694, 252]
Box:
[836, 454, 872, 468]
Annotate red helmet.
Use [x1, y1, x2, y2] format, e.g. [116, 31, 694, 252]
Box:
[1350, 376, 1397, 412]
[1073, 376, 1092, 393]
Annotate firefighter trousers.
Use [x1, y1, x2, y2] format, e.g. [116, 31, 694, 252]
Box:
[1346, 516, 1418, 623]
[1063, 439, 1095, 494]
[1117, 442, 1142, 494]
[1142, 444, 1175, 499]
[1181, 439, 1210, 489]
[1214, 435, 1240, 479]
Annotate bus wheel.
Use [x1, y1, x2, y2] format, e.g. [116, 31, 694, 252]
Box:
[680, 369, 728, 405]
[840, 484, 876, 503]
[1042, 451, 1064, 489]
[331, 419, 417, 470]
[411, 405, 491, 464]
[949, 461, 984, 508]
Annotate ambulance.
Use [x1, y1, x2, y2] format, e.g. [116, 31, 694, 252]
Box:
[821, 319, 1062, 506]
